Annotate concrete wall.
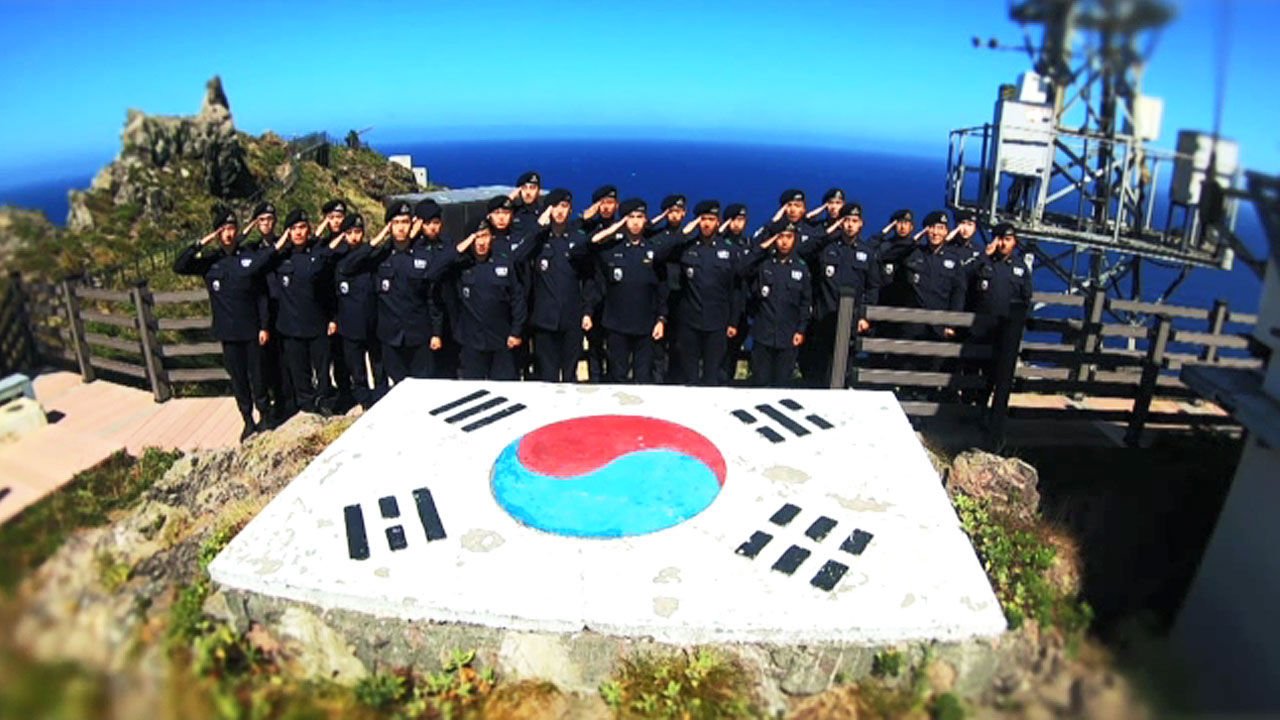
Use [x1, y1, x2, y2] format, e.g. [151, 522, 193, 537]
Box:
[1172, 433, 1280, 713]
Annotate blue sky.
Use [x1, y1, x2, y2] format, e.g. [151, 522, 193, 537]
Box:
[1, 0, 1277, 182]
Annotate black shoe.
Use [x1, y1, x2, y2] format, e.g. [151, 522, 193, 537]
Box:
[239, 420, 258, 442]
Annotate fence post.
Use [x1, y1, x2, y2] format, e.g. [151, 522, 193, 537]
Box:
[986, 303, 1028, 451]
[6, 271, 39, 372]
[1125, 314, 1171, 447]
[60, 276, 95, 383]
[1072, 287, 1107, 392]
[1201, 298, 1228, 364]
[828, 290, 858, 389]
[131, 279, 171, 402]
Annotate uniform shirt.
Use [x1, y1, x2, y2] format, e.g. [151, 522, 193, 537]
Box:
[969, 252, 1033, 317]
[580, 212, 618, 237]
[874, 234, 921, 307]
[802, 233, 881, 320]
[896, 243, 968, 313]
[674, 233, 748, 332]
[594, 232, 684, 336]
[950, 238, 984, 307]
[345, 240, 453, 347]
[526, 223, 593, 332]
[510, 198, 543, 243]
[270, 242, 337, 338]
[173, 242, 271, 343]
[332, 243, 378, 342]
[452, 253, 527, 351]
[743, 247, 813, 349]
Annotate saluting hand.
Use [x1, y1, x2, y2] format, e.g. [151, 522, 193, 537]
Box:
[985, 241, 998, 256]
[772, 204, 786, 223]
[538, 205, 554, 227]
[583, 201, 600, 219]
[328, 231, 348, 250]
[372, 223, 392, 246]
[456, 232, 478, 253]
[719, 220, 731, 234]
[199, 229, 220, 246]
[274, 234, 290, 251]
[827, 219, 842, 235]
[649, 210, 666, 226]
[592, 218, 626, 244]
[682, 218, 699, 235]
[761, 233, 779, 249]
[947, 226, 962, 242]
[806, 206, 824, 219]
[410, 217, 423, 238]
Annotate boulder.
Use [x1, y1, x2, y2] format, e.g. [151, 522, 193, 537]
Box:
[946, 450, 1041, 520]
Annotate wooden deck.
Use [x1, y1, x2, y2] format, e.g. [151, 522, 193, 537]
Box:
[0, 372, 240, 524]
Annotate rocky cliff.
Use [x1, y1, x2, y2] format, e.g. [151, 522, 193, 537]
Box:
[5, 76, 421, 282]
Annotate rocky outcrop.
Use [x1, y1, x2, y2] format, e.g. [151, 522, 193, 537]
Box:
[946, 450, 1042, 521]
[70, 77, 255, 231]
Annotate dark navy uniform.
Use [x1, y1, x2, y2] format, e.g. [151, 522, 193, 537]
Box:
[891, 242, 967, 340]
[673, 202, 744, 385]
[526, 215, 593, 382]
[720, 203, 752, 383]
[646, 195, 688, 384]
[173, 216, 272, 437]
[510, 171, 543, 244]
[271, 223, 338, 415]
[331, 215, 385, 409]
[969, 252, 1033, 334]
[581, 185, 619, 382]
[595, 220, 681, 384]
[451, 250, 527, 381]
[316, 200, 354, 412]
[798, 216, 880, 387]
[743, 242, 813, 387]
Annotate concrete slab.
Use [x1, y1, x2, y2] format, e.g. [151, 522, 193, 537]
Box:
[211, 381, 1006, 645]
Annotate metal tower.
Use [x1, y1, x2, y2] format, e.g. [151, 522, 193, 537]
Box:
[945, 0, 1257, 306]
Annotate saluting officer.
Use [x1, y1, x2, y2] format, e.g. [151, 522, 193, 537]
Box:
[758, 189, 823, 250]
[895, 210, 967, 343]
[580, 184, 620, 236]
[409, 200, 455, 378]
[509, 170, 543, 241]
[329, 213, 384, 410]
[803, 187, 846, 231]
[346, 201, 453, 385]
[969, 222, 1033, 336]
[950, 209, 983, 304]
[798, 202, 879, 387]
[648, 194, 688, 383]
[271, 208, 339, 415]
[590, 198, 682, 383]
[525, 188, 593, 382]
[317, 198, 352, 411]
[722, 203, 751, 382]
[874, 209, 917, 308]
[743, 222, 812, 387]
[173, 209, 273, 441]
[450, 221, 527, 381]
[242, 201, 291, 424]
[673, 200, 746, 385]
[581, 184, 620, 382]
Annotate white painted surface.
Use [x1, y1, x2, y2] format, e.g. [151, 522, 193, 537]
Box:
[210, 380, 1006, 645]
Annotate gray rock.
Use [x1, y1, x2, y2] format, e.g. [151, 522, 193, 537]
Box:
[947, 450, 1042, 520]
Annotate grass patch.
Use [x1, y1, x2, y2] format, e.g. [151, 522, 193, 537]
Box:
[298, 416, 357, 457]
[0, 447, 182, 593]
[600, 648, 759, 719]
[954, 492, 1093, 641]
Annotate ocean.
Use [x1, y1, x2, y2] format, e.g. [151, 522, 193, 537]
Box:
[0, 139, 1264, 313]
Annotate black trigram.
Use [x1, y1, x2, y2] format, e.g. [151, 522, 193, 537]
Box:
[730, 399, 833, 444]
[0, 487, 10, 504]
[343, 487, 446, 561]
[734, 502, 873, 592]
[428, 389, 527, 432]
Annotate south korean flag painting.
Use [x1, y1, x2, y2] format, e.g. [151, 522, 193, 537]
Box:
[209, 381, 1006, 645]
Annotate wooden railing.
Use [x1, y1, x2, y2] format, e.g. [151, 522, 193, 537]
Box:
[3, 272, 1263, 449]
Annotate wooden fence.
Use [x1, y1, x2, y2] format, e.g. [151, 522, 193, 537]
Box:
[2, 272, 1263, 448]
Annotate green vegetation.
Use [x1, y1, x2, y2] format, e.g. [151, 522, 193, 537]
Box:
[871, 649, 903, 679]
[600, 648, 759, 719]
[0, 447, 181, 593]
[953, 492, 1094, 641]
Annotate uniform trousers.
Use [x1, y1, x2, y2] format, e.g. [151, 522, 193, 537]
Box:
[751, 343, 800, 388]
[533, 327, 584, 383]
[460, 346, 516, 381]
[676, 324, 727, 386]
[280, 335, 332, 413]
[341, 336, 384, 408]
[382, 342, 433, 385]
[606, 331, 654, 383]
[221, 340, 270, 424]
